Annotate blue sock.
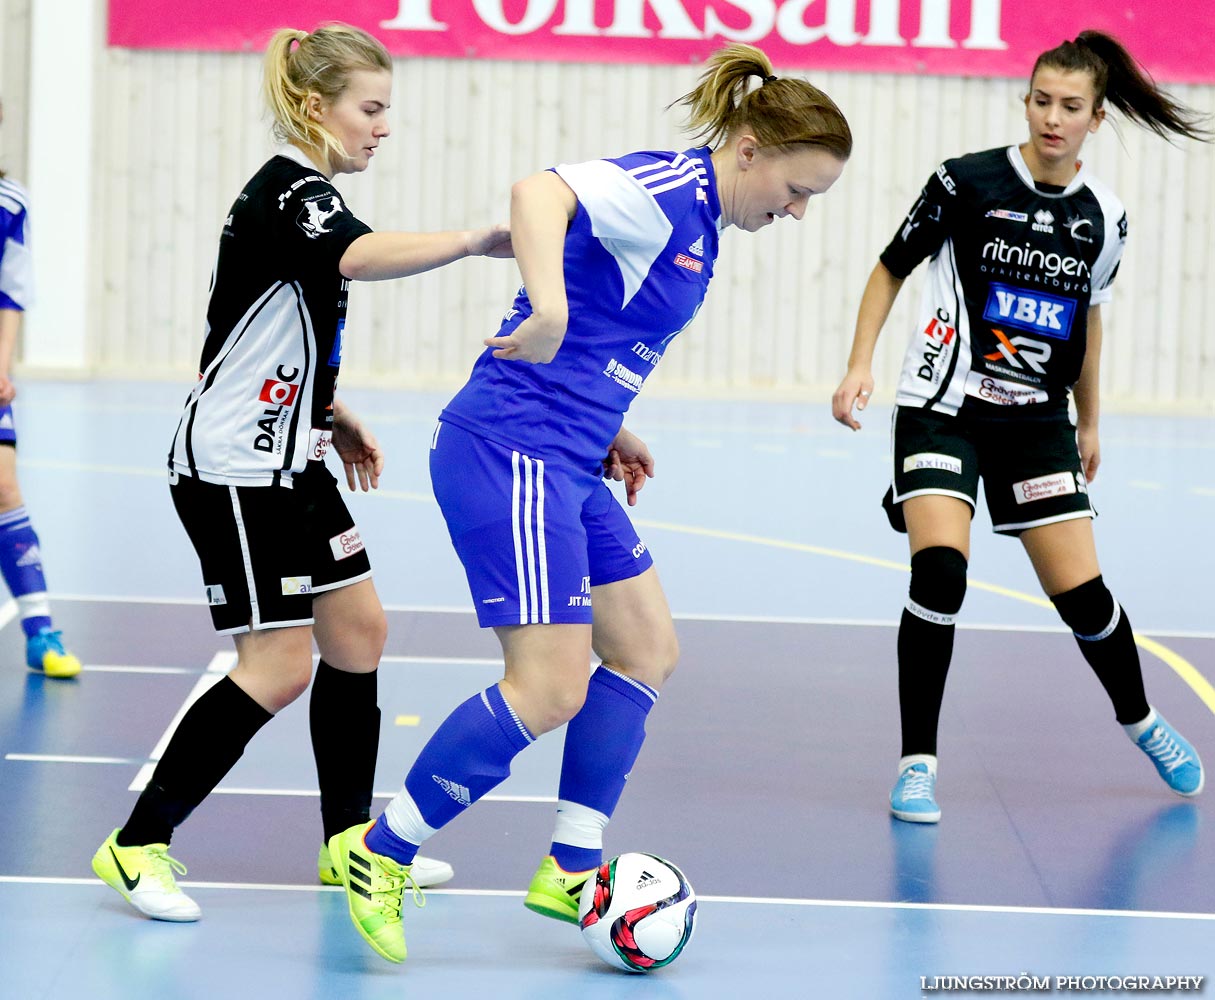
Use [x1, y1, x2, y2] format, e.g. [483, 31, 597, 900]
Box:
[369, 684, 533, 865]
[550, 667, 657, 871]
[0, 507, 52, 638]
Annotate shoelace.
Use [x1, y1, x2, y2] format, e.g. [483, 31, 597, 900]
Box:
[34, 630, 67, 656]
[1142, 726, 1192, 773]
[144, 845, 189, 891]
[899, 767, 935, 801]
[373, 865, 426, 923]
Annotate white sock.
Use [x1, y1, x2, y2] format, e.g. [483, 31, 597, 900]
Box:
[1123, 707, 1158, 743]
[551, 799, 609, 851]
[898, 753, 937, 776]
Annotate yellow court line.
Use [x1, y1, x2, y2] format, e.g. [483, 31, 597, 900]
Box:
[32, 456, 1214, 716]
[633, 517, 1215, 718]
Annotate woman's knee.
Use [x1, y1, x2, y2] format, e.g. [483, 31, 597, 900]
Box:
[602, 627, 680, 689]
[316, 603, 387, 670]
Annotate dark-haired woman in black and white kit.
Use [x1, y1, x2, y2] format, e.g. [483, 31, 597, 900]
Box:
[90, 23, 510, 920]
[833, 30, 1208, 822]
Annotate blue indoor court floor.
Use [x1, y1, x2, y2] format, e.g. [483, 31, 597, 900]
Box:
[0, 379, 1212, 998]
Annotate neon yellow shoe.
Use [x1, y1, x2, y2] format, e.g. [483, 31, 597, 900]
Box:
[523, 855, 596, 924]
[91, 828, 201, 922]
[319, 841, 454, 888]
[327, 823, 423, 964]
[26, 628, 81, 678]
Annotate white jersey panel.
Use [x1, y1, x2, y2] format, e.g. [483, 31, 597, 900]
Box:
[171, 281, 318, 486]
[1084, 174, 1127, 307]
[0, 179, 33, 309]
[554, 159, 673, 308]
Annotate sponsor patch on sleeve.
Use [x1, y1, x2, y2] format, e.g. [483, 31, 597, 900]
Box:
[329, 529, 365, 561]
[308, 429, 333, 461]
[1013, 471, 1077, 505]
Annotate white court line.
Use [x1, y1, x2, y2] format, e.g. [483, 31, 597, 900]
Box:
[5, 753, 145, 765]
[2, 875, 1211, 920]
[0, 758, 556, 803]
[381, 655, 504, 666]
[129, 650, 236, 792]
[44, 594, 1213, 637]
[0, 599, 17, 631]
[83, 665, 197, 675]
[207, 787, 555, 803]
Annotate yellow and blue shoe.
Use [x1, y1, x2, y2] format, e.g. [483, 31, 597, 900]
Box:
[319, 841, 453, 888]
[91, 828, 201, 921]
[327, 822, 423, 964]
[26, 628, 81, 678]
[524, 855, 596, 924]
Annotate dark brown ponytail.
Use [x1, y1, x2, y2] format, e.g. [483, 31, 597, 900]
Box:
[1033, 30, 1210, 142]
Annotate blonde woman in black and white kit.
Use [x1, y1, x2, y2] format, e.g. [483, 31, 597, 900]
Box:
[91, 23, 510, 920]
[833, 31, 1208, 823]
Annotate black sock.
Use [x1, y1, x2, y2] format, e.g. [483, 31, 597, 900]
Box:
[118, 675, 273, 846]
[1051, 576, 1150, 725]
[899, 547, 968, 757]
[310, 660, 380, 843]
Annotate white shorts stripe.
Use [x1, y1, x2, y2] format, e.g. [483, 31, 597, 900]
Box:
[510, 452, 527, 625]
[534, 457, 549, 624]
[227, 486, 261, 628]
[523, 457, 539, 623]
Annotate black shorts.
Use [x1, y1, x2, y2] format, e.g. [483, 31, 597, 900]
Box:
[170, 464, 372, 634]
[884, 405, 1095, 536]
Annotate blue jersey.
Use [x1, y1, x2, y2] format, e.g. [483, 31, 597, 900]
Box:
[441, 147, 721, 467]
[0, 177, 33, 312]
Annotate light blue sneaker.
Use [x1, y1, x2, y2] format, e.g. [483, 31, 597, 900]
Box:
[1134, 713, 1204, 797]
[890, 756, 941, 823]
[25, 628, 81, 678]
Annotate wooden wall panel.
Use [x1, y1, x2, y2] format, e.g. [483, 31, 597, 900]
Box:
[81, 42, 1215, 409]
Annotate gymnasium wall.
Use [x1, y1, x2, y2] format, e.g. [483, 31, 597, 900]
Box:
[4, 0, 1214, 408]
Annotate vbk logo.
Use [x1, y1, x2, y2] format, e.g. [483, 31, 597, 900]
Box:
[983, 283, 1075, 340]
[985, 328, 1051, 374]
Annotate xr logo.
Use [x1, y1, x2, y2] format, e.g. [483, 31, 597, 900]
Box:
[985, 328, 1051, 374]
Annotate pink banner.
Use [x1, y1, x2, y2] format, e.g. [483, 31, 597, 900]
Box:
[108, 1, 1215, 83]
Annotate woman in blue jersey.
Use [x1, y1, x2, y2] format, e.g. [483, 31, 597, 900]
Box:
[327, 43, 852, 964]
[91, 24, 509, 923]
[0, 98, 81, 679]
[832, 31, 1209, 823]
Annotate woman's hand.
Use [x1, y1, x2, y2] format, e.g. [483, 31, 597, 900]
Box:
[832, 367, 875, 430]
[602, 427, 655, 506]
[332, 402, 384, 491]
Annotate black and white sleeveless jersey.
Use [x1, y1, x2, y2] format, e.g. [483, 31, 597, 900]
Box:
[169, 145, 372, 486]
[880, 146, 1126, 415]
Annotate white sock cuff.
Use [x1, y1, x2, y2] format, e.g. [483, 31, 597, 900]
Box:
[383, 789, 438, 847]
[1123, 706, 1158, 743]
[898, 753, 938, 776]
[551, 799, 610, 850]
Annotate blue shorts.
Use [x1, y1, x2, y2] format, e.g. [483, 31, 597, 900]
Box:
[0, 405, 16, 445]
[430, 420, 653, 627]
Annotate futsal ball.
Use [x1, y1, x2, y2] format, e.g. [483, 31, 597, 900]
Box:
[578, 852, 697, 972]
